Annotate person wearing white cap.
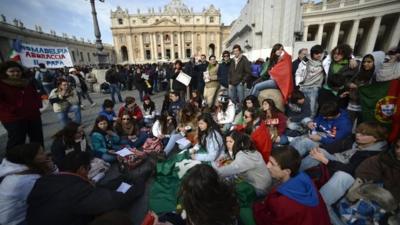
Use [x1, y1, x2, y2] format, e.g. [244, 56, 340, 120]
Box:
[68, 68, 96, 108]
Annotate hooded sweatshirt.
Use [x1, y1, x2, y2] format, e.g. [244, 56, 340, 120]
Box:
[313, 109, 352, 145]
[327, 140, 387, 176]
[253, 172, 330, 225]
[0, 159, 41, 225]
[98, 107, 116, 122]
[214, 151, 272, 193]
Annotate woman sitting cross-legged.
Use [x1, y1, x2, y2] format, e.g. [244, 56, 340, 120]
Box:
[253, 145, 331, 225]
[189, 113, 225, 162]
[213, 131, 272, 196]
[114, 112, 148, 148]
[90, 115, 121, 163]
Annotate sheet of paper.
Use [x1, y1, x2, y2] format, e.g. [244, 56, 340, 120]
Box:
[176, 71, 191, 86]
[176, 138, 191, 147]
[115, 148, 133, 157]
[116, 182, 132, 193]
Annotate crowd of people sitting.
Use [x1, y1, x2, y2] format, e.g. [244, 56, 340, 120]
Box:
[0, 42, 399, 225]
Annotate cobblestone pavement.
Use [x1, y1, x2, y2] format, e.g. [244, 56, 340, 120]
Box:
[0, 89, 167, 157]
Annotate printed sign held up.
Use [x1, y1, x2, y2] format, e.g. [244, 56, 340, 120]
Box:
[19, 43, 73, 68]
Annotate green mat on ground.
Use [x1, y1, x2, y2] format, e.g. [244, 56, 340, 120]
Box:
[148, 150, 257, 225]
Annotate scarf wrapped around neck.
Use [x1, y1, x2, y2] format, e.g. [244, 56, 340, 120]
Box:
[1, 77, 30, 88]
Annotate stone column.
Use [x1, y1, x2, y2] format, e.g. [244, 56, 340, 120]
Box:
[160, 33, 165, 59]
[303, 25, 309, 42]
[126, 35, 134, 63]
[322, 0, 327, 10]
[202, 32, 207, 56]
[181, 32, 185, 59]
[385, 15, 400, 51]
[152, 33, 157, 60]
[139, 34, 145, 62]
[346, 19, 360, 50]
[191, 32, 195, 57]
[171, 32, 175, 60]
[316, 23, 324, 44]
[177, 32, 182, 59]
[361, 16, 382, 55]
[327, 22, 341, 51]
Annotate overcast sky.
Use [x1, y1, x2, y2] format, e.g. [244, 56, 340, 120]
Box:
[0, 0, 246, 44]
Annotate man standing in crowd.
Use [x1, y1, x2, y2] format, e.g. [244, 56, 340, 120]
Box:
[194, 54, 208, 94]
[228, 44, 252, 106]
[35, 63, 54, 95]
[292, 48, 308, 84]
[217, 50, 231, 91]
[106, 65, 123, 104]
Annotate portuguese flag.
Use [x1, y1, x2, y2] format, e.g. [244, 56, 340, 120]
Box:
[359, 79, 400, 142]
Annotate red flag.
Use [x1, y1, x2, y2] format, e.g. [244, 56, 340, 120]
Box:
[387, 79, 400, 142]
[251, 122, 272, 163]
[269, 51, 293, 103]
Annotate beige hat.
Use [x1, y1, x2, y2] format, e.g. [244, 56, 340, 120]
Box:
[69, 68, 77, 73]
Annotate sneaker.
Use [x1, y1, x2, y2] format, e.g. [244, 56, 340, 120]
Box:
[91, 102, 97, 107]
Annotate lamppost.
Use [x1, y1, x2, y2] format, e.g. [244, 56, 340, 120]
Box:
[89, 0, 109, 68]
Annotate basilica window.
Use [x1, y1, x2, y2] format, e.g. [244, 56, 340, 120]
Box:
[118, 18, 123, 25]
[209, 17, 214, 23]
[132, 20, 136, 24]
[184, 32, 191, 42]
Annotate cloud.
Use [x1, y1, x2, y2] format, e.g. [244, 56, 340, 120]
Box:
[0, 0, 245, 44]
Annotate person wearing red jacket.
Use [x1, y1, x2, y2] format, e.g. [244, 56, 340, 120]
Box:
[253, 146, 331, 225]
[118, 96, 143, 124]
[0, 61, 44, 149]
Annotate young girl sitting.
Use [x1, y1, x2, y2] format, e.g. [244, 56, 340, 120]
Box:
[213, 131, 272, 196]
[151, 112, 177, 146]
[190, 113, 225, 162]
[142, 95, 156, 127]
[114, 112, 148, 148]
[90, 115, 121, 162]
[262, 98, 288, 145]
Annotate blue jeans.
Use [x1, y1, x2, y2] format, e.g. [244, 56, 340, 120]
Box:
[300, 86, 320, 117]
[249, 80, 277, 97]
[153, 79, 158, 92]
[228, 83, 244, 104]
[290, 136, 319, 156]
[101, 152, 116, 163]
[110, 83, 123, 103]
[320, 171, 354, 225]
[299, 148, 338, 171]
[164, 133, 184, 156]
[57, 105, 82, 127]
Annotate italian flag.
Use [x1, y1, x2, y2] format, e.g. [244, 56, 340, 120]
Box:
[7, 48, 20, 62]
[359, 79, 400, 142]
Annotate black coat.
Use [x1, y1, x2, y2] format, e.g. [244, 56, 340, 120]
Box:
[27, 173, 144, 225]
[50, 137, 92, 168]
